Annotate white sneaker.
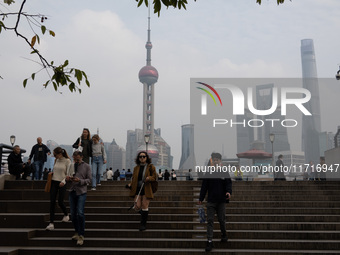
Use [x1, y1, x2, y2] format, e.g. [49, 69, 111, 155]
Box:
[77, 235, 84, 246]
[71, 233, 79, 241]
[91, 187, 96, 191]
[62, 215, 69, 222]
[97, 183, 101, 186]
[45, 223, 54, 231]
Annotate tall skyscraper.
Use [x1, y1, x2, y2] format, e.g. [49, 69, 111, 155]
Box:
[236, 108, 254, 166]
[125, 9, 172, 170]
[107, 139, 126, 170]
[139, 9, 158, 145]
[179, 124, 196, 170]
[300, 39, 321, 163]
[136, 7, 160, 163]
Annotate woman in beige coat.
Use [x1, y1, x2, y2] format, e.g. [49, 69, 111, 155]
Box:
[128, 151, 156, 231]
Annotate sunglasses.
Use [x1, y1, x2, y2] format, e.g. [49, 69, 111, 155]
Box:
[139, 155, 147, 159]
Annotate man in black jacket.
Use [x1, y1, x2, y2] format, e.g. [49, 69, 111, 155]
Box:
[198, 152, 232, 252]
[28, 137, 51, 180]
[7, 145, 31, 180]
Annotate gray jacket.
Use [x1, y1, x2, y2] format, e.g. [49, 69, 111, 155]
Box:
[68, 161, 92, 195]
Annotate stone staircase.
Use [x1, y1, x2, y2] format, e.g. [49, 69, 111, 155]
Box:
[0, 180, 340, 254]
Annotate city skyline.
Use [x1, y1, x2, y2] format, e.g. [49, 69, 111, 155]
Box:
[1, 1, 340, 167]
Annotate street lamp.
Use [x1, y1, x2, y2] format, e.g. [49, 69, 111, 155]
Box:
[144, 134, 150, 153]
[269, 133, 275, 167]
[10, 135, 16, 146]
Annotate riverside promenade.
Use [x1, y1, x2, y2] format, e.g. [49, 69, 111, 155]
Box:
[0, 176, 340, 254]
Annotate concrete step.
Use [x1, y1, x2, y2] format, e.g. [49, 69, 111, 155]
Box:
[31, 228, 340, 240]
[9, 246, 340, 255]
[25, 237, 340, 250]
[2, 190, 340, 202]
[2, 201, 339, 215]
[2, 180, 340, 254]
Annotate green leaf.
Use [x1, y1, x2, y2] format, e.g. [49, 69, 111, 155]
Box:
[43, 80, 50, 88]
[69, 82, 75, 92]
[41, 25, 46, 34]
[63, 60, 69, 67]
[137, 0, 144, 7]
[75, 69, 82, 84]
[31, 73, 35, 80]
[49, 30, 55, 37]
[23, 79, 28, 88]
[53, 82, 57, 91]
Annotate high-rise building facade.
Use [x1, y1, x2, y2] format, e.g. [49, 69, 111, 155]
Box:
[334, 126, 340, 148]
[106, 139, 126, 170]
[256, 84, 290, 154]
[125, 129, 144, 170]
[236, 108, 254, 166]
[300, 39, 321, 163]
[179, 124, 196, 170]
[319, 132, 334, 157]
[154, 128, 172, 170]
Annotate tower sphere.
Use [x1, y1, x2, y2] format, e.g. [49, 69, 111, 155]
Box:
[139, 65, 159, 84]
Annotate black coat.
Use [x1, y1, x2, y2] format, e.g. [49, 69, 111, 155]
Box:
[7, 152, 23, 173]
[72, 138, 92, 158]
[28, 143, 50, 162]
[199, 176, 232, 203]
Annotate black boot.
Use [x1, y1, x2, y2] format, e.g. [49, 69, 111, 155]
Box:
[139, 210, 148, 231]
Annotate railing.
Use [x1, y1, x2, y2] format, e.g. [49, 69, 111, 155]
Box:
[0, 143, 26, 174]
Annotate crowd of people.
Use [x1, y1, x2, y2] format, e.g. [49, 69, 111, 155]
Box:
[4, 129, 330, 251]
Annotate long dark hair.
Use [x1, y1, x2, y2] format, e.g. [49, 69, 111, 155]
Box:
[81, 128, 91, 140]
[53, 147, 70, 159]
[135, 151, 152, 165]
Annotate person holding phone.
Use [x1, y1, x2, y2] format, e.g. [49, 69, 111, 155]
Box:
[66, 151, 91, 246]
[198, 152, 232, 252]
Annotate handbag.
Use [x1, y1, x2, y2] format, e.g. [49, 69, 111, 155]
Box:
[74, 137, 83, 152]
[149, 165, 158, 193]
[44, 172, 53, 193]
[151, 180, 158, 193]
[197, 207, 206, 223]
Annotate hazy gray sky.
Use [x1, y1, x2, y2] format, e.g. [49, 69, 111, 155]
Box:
[1, 0, 340, 167]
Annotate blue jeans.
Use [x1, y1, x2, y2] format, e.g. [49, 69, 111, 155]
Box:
[69, 191, 87, 236]
[33, 161, 44, 180]
[91, 156, 103, 187]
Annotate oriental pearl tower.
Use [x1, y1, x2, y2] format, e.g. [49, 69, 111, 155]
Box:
[137, 8, 159, 162]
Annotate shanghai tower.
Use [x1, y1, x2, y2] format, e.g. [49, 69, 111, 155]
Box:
[300, 39, 321, 163]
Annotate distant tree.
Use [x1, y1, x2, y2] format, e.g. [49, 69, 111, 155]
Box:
[136, 0, 289, 16]
[0, 0, 89, 93]
[0, 0, 289, 93]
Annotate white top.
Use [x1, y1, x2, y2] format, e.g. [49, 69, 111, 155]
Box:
[52, 157, 72, 184]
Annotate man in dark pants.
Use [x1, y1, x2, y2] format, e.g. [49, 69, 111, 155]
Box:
[198, 152, 232, 252]
[66, 151, 91, 246]
[28, 137, 51, 180]
[274, 154, 286, 181]
[7, 145, 31, 180]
